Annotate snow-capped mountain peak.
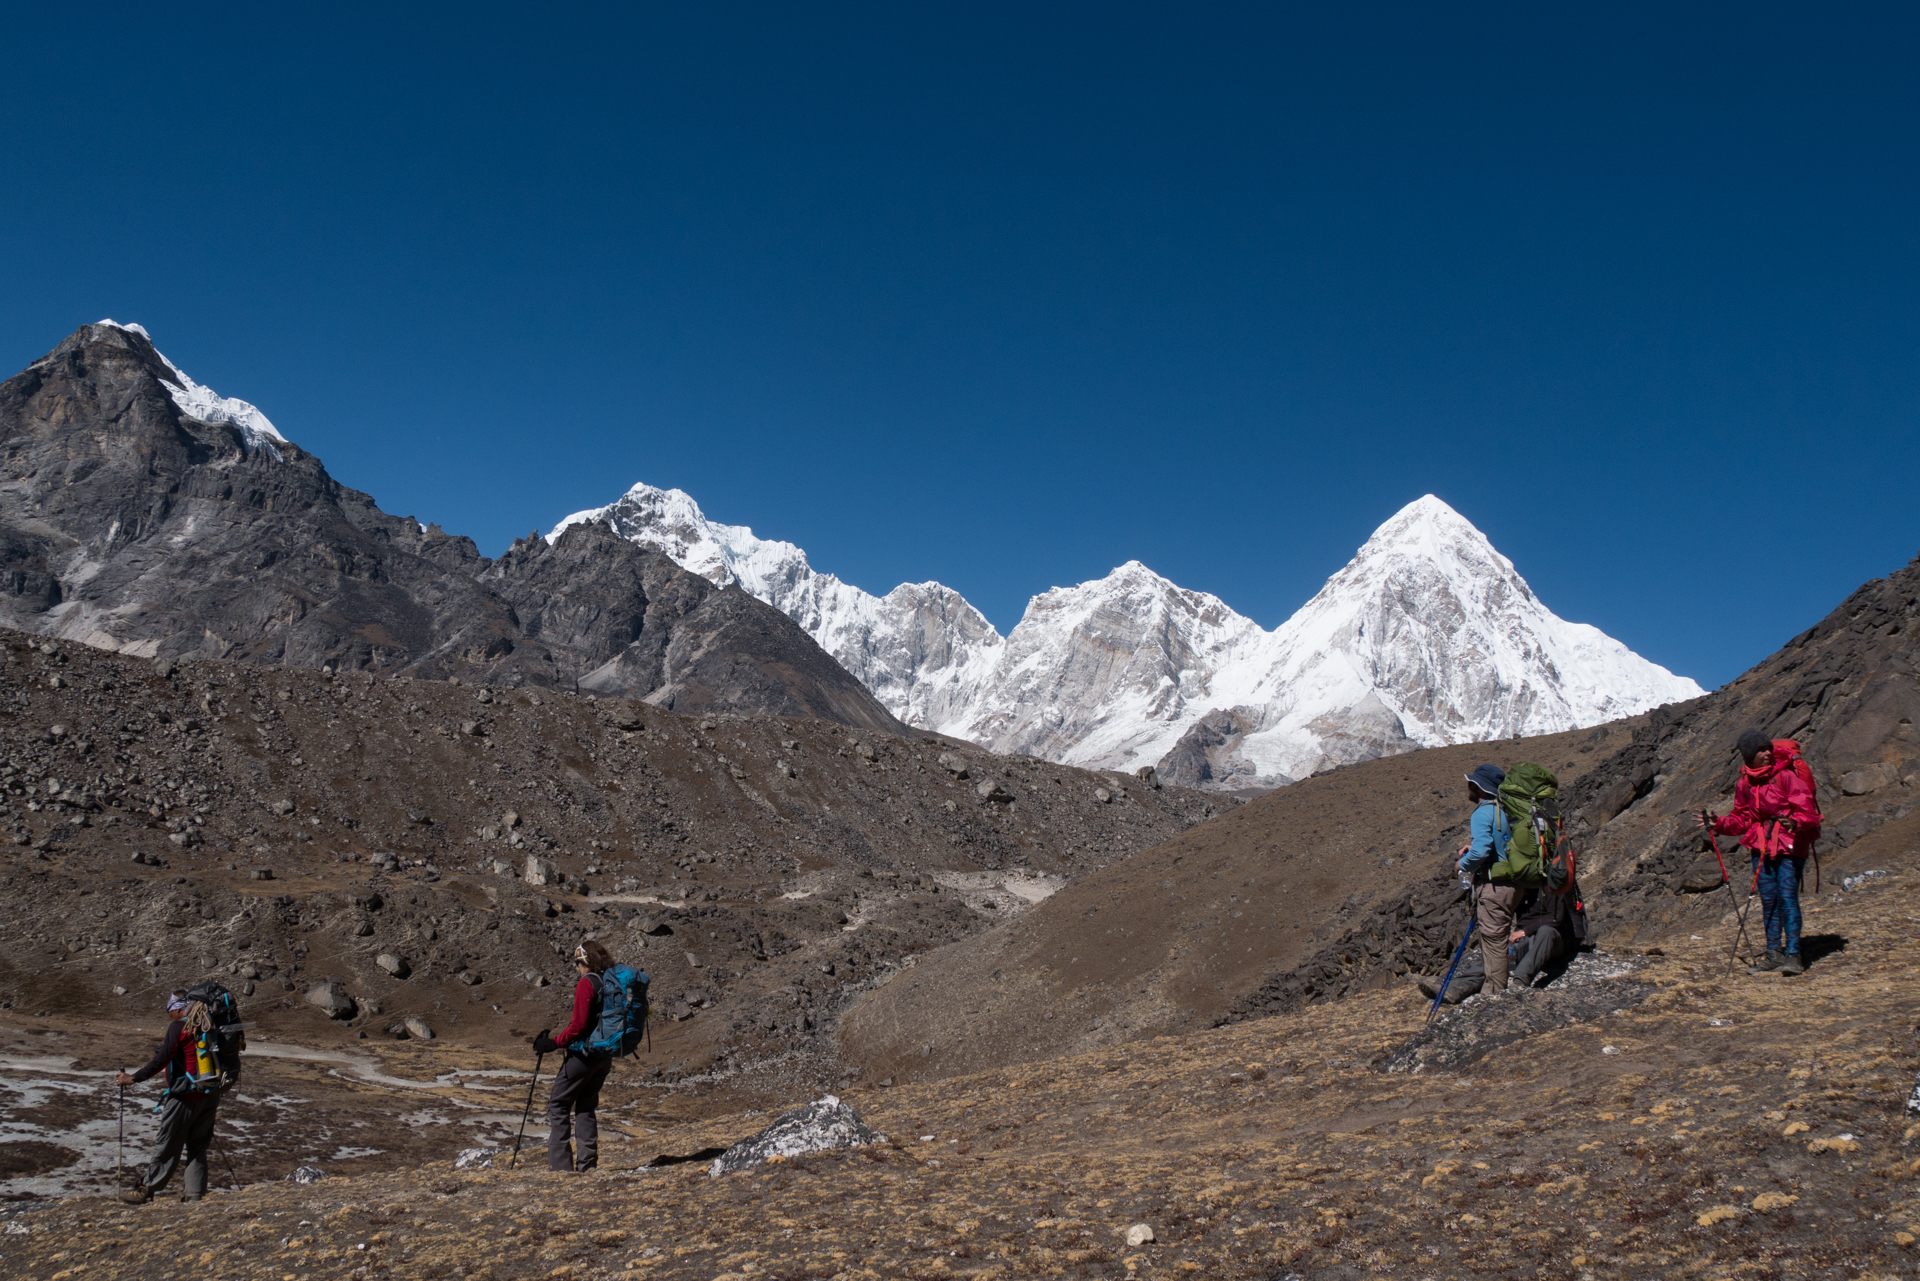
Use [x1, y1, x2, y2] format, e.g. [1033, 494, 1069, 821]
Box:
[554, 481, 1704, 791]
[551, 483, 1005, 728]
[95, 320, 288, 457]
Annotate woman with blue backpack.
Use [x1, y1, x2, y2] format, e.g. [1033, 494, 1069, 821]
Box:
[531, 940, 648, 1171]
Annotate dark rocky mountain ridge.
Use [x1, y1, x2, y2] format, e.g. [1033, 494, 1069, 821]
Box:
[0, 322, 903, 732]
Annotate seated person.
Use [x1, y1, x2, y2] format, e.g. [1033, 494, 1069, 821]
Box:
[1508, 882, 1589, 988]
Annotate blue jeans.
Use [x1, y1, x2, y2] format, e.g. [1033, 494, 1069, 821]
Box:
[1752, 855, 1805, 956]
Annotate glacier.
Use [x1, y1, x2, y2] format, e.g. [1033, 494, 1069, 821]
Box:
[553, 485, 1706, 789]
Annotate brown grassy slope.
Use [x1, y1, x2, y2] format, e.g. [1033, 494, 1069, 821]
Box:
[11, 811, 1915, 1281]
[839, 719, 1637, 1086]
[841, 550, 1920, 1087]
[0, 629, 1224, 1137]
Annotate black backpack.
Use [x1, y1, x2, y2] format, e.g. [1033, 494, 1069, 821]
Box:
[182, 979, 245, 1092]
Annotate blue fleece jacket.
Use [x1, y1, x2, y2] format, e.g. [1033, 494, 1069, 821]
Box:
[1457, 801, 1510, 877]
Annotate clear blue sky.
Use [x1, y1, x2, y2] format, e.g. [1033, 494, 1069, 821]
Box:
[4, 4, 1916, 688]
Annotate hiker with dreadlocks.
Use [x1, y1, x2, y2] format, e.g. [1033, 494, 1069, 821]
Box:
[116, 990, 221, 1204]
[532, 940, 618, 1171]
[1507, 879, 1589, 988]
[1695, 730, 1821, 975]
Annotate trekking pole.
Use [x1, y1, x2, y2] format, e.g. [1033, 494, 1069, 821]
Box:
[1427, 887, 1478, 1025]
[508, 1052, 545, 1170]
[215, 1134, 240, 1190]
[1701, 813, 1758, 973]
[116, 1080, 125, 1185]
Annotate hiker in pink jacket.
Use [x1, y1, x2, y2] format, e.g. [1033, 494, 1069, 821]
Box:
[1696, 731, 1821, 975]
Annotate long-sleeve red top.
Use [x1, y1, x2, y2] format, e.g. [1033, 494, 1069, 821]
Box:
[557, 973, 600, 1046]
[1714, 760, 1821, 857]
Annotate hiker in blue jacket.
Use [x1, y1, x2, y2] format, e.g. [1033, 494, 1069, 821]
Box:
[1455, 763, 1520, 994]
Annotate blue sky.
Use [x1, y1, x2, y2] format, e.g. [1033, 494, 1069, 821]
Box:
[3, 4, 1916, 688]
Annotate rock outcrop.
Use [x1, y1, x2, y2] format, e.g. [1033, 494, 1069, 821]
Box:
[0, 323, 902, 731]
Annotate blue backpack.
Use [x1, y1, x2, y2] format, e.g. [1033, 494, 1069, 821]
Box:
[576, 965, 650, 1057]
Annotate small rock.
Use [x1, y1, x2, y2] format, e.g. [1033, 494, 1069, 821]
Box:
[502, 810, 520, 829]
[936, 751, 969, 779]
[286, 1166, 328, 1184]
[1134, 765, 1160, 789]
[305, 979, 356, 1020]
[460, 720, 483, 737]
[456, 969, 481, 986]
[453, 1147, 498, 1171]
[350, 919, 373, 937]
[854, 742, 876, 762]
[111, 985, 128, 996]
[1125, 1224, 1155, 1248]
[525, 854, 556, 886]
[976, 780, 1014, 803]
[268, 799, 295, 816]
[250, 868, 273, 880]
[1093, 787, 1111, 804]
[403, 1016, 435, 1040]
[377, 953, 410, 978]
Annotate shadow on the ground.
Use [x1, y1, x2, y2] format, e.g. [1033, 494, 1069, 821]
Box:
[1800, 933, 1848, 967]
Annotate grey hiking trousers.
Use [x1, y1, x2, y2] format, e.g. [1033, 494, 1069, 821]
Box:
[1511, 924, 1566, 987]
[144, 1091, 218, 1197]
[547, 1053, 612, 1171]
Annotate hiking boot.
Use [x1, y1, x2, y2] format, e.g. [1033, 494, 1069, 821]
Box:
[120, 1185, 152, 1206]
[1748, 949, 1786, 974]
[1780, 953, 1805, 975]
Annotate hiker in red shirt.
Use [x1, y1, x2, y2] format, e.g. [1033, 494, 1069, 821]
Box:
[115, 990, 219, 1204]
[531, 940, 617, 1171]
[1695, 730, 1821, 975]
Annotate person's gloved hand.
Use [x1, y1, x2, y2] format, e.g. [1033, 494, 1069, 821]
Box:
[532, 1030, 557, 1055]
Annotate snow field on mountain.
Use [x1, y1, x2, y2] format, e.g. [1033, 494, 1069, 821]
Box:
[95, 319, 288, 456]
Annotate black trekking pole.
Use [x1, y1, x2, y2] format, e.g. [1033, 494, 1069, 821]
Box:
[214, 1134, 240, 1190]
[508, 1051, 545, 1170]
[1700, 812, 1758, 973]
[116, 1081, 125, 1186]
[1427, 885, 1478, 1025]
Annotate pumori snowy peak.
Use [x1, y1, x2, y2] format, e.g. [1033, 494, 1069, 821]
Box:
[553, 487, 1705, 789]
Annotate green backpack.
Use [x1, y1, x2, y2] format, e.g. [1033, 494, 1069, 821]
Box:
[1488, 762, 1575, 891]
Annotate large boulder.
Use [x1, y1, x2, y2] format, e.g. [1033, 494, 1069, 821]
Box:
[305, 979, 355, 1020]
[708, 1095, 880, 1177]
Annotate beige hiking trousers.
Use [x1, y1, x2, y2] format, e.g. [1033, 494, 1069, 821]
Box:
[1476, 884, 1522, 993]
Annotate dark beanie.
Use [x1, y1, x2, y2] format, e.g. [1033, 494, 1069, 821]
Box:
[1737, 730, 1771, 764]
